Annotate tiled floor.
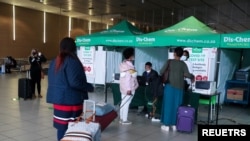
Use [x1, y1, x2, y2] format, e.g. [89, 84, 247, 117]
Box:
[0, 72, 249, 141]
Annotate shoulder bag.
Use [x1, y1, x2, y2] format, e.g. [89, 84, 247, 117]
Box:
[61, 100, 101, 141]
[162, 59, 171, 84]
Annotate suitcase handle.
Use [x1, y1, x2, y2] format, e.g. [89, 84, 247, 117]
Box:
[75, 112, 96, 124]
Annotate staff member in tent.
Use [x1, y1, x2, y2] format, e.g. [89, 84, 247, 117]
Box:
[181, 50, 193, 91]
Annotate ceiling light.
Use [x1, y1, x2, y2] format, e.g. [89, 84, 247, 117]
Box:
[142, 0, 144, 4]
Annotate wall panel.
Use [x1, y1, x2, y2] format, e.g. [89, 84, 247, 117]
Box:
[0, 2, 95, 60]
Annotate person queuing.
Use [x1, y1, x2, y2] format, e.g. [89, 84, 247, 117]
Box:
[160, 47, 194, 131]
[119, 47, 139, 125]
[29, 49, 47, 98]
[46, 37, 93, 141]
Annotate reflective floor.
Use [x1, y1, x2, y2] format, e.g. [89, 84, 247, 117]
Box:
[0, 72, 249, 141]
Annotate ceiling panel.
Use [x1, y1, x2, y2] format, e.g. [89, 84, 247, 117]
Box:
[0, 0, 249, 33]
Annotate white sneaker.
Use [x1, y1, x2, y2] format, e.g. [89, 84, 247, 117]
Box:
[120, 120, 132, 125]
[151, 117, 160, 122]
[119, 119, 123, 124]
[171, 125, 177, 131]
[145, 114, 149, 118]
[161, 125, 169, 131]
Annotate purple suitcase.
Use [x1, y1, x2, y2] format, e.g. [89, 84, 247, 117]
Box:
[176, 106, 195, 133]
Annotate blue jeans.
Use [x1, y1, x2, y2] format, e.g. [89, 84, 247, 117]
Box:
[57, 129, 67, 141]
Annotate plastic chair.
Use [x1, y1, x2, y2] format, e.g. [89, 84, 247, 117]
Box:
[199, 95, 217, 121]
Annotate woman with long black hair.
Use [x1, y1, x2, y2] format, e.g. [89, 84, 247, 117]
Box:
[46, 37, 93, 141]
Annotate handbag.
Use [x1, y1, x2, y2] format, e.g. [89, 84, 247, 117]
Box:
[61, 121, 101, 141]
[61, 122, 93, 141]
[61, 100, 101, 141]
[184, 80, 190, 91]
[162, 59, 171, 84]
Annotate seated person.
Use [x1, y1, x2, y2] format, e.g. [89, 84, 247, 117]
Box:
[141, 62, 159, 115]
[5, 56, 17, 73]
[142, 62, 158, 86]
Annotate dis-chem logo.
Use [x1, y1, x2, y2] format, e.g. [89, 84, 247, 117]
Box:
[223, 36, 250, 43]
[76, 38, 91, 43]
[136, 37, 156, 44]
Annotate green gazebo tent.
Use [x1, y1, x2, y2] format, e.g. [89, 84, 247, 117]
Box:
[75, 20, 143, 47]
[135, 16, 220, 47]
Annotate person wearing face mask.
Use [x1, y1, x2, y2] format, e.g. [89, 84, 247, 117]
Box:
[181, 50, 193, 90]
[119, 47, 139, 125]
[142, 62, 158, 86]
[141, 62, 159, 115]
[29, 49, 47, 98]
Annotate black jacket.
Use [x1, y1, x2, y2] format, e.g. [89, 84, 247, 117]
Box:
[142, 69, 158, 85]
[142, 69, 159, 97]
[29, 54, 47, 80]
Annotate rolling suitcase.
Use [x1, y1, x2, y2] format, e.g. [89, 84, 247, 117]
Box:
[18, 71, 32, 100]
[95, 102, 117, 131]
[95, 110, 118, 131]
[18, 78, 32, 100]
[176, 105, 195, 133]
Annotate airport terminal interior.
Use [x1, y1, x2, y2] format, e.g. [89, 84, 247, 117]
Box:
[0, 0, 250, 141]
[0, 72, 249, 141]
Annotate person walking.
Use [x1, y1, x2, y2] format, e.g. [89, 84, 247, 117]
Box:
[119, 47, 139, 125]
[160, 47, 194, 131]
[29, 49, 47, 98]
[46, 37, 93, 141]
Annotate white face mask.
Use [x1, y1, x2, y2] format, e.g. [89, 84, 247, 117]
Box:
[146, 70, 151, 73]
[180, 56, 187, 61]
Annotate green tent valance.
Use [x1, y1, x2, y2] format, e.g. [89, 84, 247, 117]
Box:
[135, 16, 220, 47]
[76, 16, 250, 49]
[75, 20, 143, 47]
